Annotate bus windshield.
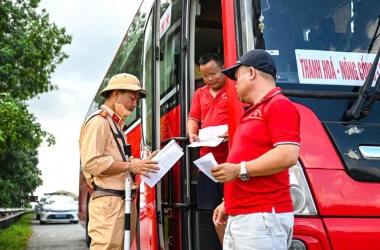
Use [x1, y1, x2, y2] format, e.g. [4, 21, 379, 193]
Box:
[238, 0, 380, 87]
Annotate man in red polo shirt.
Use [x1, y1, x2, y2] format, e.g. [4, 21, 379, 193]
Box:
[187, 52, 228, 246]
[212, 49, 300, 250]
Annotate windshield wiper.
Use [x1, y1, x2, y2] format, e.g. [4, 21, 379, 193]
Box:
[368, 15, 380, 53]
[345, 46, 380, 120]
[361, 70, 380, 117]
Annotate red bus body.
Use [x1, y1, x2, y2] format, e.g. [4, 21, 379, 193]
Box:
[79, 0, 380, 249]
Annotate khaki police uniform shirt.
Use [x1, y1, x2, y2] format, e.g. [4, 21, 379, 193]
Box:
[79, 104, 127, 191]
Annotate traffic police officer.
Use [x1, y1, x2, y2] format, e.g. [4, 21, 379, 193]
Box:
[79, 73, 160, 249]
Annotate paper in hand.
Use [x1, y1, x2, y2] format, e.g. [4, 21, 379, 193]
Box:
[188, 124, 228, 148]
[193, 153, 219, 182]
[141, 139, 184, 188]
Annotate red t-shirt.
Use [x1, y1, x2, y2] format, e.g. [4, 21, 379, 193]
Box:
[188, 85, 229, 164]
[224, 87, 301, 214]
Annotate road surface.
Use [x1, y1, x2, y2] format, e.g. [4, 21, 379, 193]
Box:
[27, 217, 88, 250]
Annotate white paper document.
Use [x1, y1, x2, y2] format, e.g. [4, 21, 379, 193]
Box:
[193, 153, 219, 182]
[141, 139, 184, 188]
[188, 124, 228, 148]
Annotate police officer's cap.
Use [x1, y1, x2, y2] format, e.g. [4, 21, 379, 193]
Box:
[100, 73, 148, 98]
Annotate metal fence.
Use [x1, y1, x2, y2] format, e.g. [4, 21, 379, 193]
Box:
[0, 208, 31, 231]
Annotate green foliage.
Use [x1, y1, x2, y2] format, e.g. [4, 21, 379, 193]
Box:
[0, 0, 72, 100]
[0, 0, 69, 207]
[0, 93, 49, 207]
[0, 213, 33, 250]
[24, 202, 33, 208]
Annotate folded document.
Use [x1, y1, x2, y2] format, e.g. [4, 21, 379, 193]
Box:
[193, 153, 219, 182]
[188, 124, 228, 147]
[141, 139, 184, 188]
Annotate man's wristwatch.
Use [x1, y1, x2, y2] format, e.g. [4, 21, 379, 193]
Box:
[239, 161, 249, 181]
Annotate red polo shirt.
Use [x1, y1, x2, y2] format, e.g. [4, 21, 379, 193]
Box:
[188, 85, 229, 164]
[224, 87, 300, 214]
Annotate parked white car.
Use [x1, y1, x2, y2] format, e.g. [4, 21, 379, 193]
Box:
[40, 195, 78, 224]
[36, 195, 51, 220]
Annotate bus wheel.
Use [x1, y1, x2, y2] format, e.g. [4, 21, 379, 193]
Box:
[86, 196, 92, 248]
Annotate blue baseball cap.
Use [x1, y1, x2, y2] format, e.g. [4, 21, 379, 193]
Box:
[222, 49, 277, 80]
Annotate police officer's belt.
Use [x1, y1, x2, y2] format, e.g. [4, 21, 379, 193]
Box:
[93, 184, 125, 198]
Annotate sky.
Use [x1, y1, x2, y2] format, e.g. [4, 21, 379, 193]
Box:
[27, 0, 141, 200]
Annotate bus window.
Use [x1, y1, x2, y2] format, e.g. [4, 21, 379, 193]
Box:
[142, 12, 154, 150]
[237, 0, 380, 85]
[159, 2, 181, 98]
[84, 7, 148, 125]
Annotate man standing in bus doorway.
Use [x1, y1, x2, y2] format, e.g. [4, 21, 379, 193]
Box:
[211, 49, 300, 250]
[79, 73, 160, 250]
[187, 52, 229, 246]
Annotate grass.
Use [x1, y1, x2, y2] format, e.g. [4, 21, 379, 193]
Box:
[0, 212, 34, 250]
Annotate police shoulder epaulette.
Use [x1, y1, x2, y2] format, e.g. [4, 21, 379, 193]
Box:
[85, 109, 107, 126]
[98, 110, 107, 118]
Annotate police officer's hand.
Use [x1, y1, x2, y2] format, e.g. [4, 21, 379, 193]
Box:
[130, 150, 160, 178]
[146, 150, 160, 160]
[211, 163, 240, 183]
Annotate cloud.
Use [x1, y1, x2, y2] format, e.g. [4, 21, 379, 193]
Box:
[28, 72, 97, 119]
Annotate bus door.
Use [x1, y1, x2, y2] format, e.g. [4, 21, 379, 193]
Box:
[188, 0, 225, 249]
[158, 11, 191, 250]
[138, 0, 193, 249]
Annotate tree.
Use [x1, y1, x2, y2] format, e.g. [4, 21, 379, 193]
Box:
[0, 93, 55, 207]
[0, 0, 72, 100]
[0, 0, 71, 207]
[0, 93, 55, 154]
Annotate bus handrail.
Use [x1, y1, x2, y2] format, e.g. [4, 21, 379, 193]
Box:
[160, 137, 189, 146]
[161, 202, 196, 210]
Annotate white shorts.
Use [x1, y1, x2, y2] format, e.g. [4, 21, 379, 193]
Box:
[223, 208, 294, 250]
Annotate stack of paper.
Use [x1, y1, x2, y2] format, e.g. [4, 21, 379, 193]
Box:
[141, 139, 184, 188]
[188, 124, 228, 147]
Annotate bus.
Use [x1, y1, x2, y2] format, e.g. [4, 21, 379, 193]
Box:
[78, 0, 380, 249]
